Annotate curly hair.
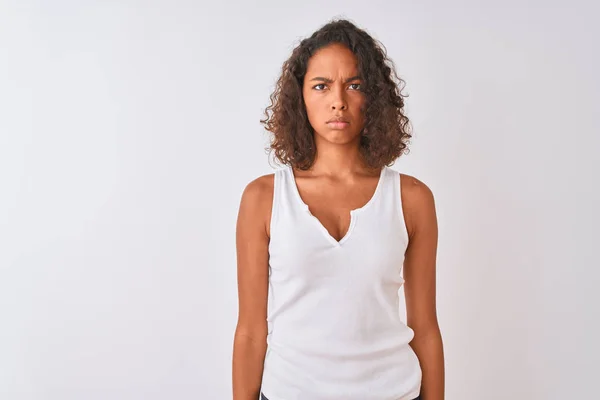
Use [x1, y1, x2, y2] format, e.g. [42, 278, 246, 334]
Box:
[261, 18, 412, 171]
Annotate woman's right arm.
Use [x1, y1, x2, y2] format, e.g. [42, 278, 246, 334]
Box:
[232, 175, 273, 400]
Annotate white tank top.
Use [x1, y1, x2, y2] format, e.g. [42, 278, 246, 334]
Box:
[261, 165, 422, 400]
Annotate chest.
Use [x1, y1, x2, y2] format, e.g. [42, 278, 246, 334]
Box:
[297, 184, 383, 243]
[268, 206, 408, 285]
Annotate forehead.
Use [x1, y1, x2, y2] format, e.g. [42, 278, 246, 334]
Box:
[305, 43, 359, 76]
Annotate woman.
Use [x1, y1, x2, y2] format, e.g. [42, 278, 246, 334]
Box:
[233, 19, 444, 400]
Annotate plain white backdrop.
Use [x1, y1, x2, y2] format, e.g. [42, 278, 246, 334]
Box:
[1, 1, 598, 399]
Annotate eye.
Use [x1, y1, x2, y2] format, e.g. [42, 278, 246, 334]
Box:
[313, 84, 326, 90]
[349, 83, 361, 90]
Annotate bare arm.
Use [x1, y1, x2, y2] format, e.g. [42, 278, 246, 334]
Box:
[401, 174, 445, 400]
[232, 175, 272, 400]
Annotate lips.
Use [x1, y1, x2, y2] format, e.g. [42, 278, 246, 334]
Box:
[327, 117, 349, 123]
[326, 120, 350, 129]
[326, 116, 350, 130]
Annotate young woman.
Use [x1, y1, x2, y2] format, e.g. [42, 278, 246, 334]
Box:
[233, 19, 444, 400]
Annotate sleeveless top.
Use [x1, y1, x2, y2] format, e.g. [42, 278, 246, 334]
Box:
[260, 165, 422, 400]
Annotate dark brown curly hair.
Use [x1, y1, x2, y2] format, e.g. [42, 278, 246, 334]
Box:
[261, 18, 412, 171]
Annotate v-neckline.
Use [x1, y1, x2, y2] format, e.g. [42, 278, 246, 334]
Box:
[288, 166, 386, 247]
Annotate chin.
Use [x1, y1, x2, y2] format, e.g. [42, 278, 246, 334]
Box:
[323, 131, 361, 144]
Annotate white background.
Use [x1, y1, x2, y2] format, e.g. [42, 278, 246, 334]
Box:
[1, 1, 598, 399]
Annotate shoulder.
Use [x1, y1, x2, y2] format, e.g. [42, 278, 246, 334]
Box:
[238, 171, 277, 235]
[239, 171, 275, 213]
[399, 173, 435, 205]
[241, 172, 275, 200]
[397, 172, 437, 238]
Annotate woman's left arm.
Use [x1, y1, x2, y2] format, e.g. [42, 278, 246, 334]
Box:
[401, 174, 445, 400]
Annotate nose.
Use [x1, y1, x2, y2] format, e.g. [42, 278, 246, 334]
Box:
[331, 102, 347, 111]
[330, 88, 348, 111]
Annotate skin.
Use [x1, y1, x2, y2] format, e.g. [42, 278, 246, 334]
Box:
[233, 43, 444, 400]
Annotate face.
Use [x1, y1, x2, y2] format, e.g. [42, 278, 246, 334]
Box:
[302, 43, 366, 144]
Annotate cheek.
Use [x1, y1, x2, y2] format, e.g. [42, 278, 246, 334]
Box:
[355, 96, 367, 111]
[355, 101, 367, 127]
[353, 100, 366, 120]
[303, 95, 324, 119]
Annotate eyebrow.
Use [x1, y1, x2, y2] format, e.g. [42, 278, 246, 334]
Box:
[309, 75, 362, 83]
